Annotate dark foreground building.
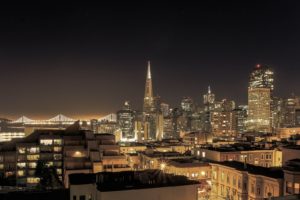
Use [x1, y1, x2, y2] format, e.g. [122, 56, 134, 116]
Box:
[69, 170, 200, 200]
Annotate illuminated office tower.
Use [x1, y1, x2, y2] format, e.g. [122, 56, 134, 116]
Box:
[143, 61, 154, 113]
[117, 101, 135, 141]
[210, 99, 236, 137]
[181, 97, 194, 113]
[160, 102, 170, 117]
[232, 105, 248, 134]
[280, 95, 300, 127]
[249, 64, 274, 91]
[247, 65, 273, 132]
[155, 113, 164, 140]
[203, 86, 215, 107]
[203, 86, 216, 132]
[247, 88, 271, 132]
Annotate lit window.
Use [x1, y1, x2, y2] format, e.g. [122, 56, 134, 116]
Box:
[212, 171, 217, 180]
[17, 162, 26, 168]
[54, 139, 62, 145]
[73, 151, 83, 157]
[17, 170, 25, 176]
[295, 183, 300, 194]
[27, 147, 39, 154]
[221, 172, 225, 182]
[27, 155, 39, 161]
[57, 169, 62, 175]
[54, 147, 62, 152]
[27, 177, 40, 184]
[28, 162, 37, 168]
[46, 161, 53, 167]
[40, 139, 53, 145]
[18, 147, 26, 154]
[286, 182, 293, 194]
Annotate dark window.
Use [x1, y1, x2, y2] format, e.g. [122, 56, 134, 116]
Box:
[79, 195, 85, 200]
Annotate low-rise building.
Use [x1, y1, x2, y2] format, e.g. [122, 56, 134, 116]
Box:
[195, 144, 282, 167]
[283, 159, 300, 196]
[69, 170, 200, 200]
[210, 161, 283, 200]
[139, 151, 191, 170]
[282, 145, 300, 165]
[163, 158, 211, 181]
[119, 142, 147, 154]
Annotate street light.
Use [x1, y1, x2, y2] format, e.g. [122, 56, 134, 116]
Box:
[160, 162, 166, 171]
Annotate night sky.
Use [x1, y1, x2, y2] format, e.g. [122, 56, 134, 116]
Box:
[0, 1, 300, 119]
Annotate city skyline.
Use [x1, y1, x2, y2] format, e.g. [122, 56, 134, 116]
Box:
[1, 61, 298, 120]
[0, 2, 300, 118]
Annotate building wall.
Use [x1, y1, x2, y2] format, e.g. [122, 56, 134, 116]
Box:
[247, 88, 271, 133]
[197, 148, 282, 167]
[211, 164, 248, 200]
[276, 127, 300, 139]
[211, 163, 283, 200]
[100, 185, 199, 200]
[248, 175, 282, 199]
[165, 165, 211, 180]
[70, 184, 199, 200]
[120, 146, 147, 154]
[284, 170, 300, 196]
[282, 147, 300, 165]
[70, 184, 96, 200]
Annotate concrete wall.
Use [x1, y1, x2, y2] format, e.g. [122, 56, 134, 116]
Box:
[282, 147, 300, 165]
[98, 184, 199, 200]
[70, 184, 96, 200]
[70, 184, 199, 200]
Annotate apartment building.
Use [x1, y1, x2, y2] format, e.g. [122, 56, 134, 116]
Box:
[0, 128, 130, 188]
[210, 161, 283, 200]
[195, 144, 282, 167]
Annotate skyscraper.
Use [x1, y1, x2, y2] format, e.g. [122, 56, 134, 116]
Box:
[247, 65, 273, 132]
[247, 88, 271, 132]
[203, 86, 216, 132]
[203, 86, 215, 106]
[249, 64, 274, 91]
[117, 101, 135, 141]
[181, 97, 194, 113]
[143, 61, 154, 113]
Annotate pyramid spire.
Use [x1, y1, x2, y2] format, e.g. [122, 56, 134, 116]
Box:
[143, 60, 154, 113]
[147, 60, 151, 79]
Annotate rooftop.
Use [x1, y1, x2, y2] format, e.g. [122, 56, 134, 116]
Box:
[69, 170, 199, 191]
[141, 151, 189, 158]
[283, 145, 300, 150]
[212, 161, 283, 179]
[168, 159, 210, 168]
[284, 159, 300, 172]
[201, 143, 276, 152]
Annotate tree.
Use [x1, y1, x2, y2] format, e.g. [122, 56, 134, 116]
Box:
[35, 160, 62, 190]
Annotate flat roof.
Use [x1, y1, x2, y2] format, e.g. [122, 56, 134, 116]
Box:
[69, 170, 199, 191]
[201, 144, 276, 152]
[212, 161, 283, 179]
[168, 159, 210, 168]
